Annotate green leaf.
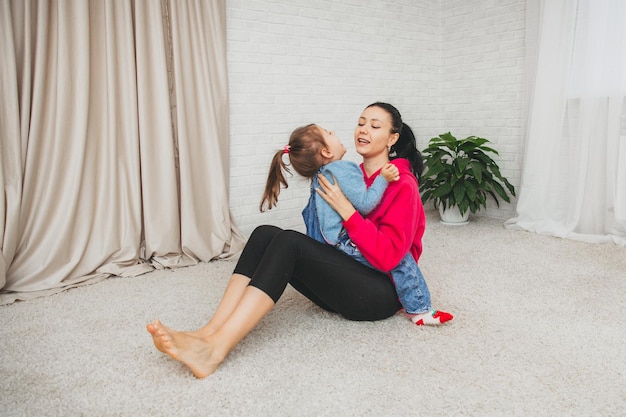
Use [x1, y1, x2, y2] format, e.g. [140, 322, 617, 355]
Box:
[458, 199, 470, 215]
[504, 178, 516, 196]
[452, 181, 465, 205]
[457, 156, 470, 173]
[465, 180, 477, 201]
[423, 162, 447, 179]
[469, 162, 483, 183]
[432, 181, 452, 198]
[491, 181, 510, 203]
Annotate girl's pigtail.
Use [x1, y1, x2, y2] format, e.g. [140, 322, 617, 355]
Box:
[259, 149, 291, 212]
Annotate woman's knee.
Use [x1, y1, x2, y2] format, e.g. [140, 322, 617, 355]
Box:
[267, 229, 309, 255]
[249, 226, 304, 250]
[249, 225, 282, 244]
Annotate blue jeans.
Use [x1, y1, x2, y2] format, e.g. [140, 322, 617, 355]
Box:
[335, 233, 432, 314]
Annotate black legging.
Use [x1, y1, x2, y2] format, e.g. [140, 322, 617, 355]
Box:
[233, 225, 401, 321]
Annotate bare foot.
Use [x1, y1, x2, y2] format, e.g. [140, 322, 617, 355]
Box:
[147, 320, 167, 353]
[147, 320, 213, 353]
[149, 320, 224, 378]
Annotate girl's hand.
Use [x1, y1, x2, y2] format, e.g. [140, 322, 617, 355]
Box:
[381, 163, 400, 182]
[316, 174, 357, 221]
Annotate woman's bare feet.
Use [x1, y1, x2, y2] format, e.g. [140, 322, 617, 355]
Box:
[147, 320, 167, 352]
[146, 320, 225, 378]
[147, 320, 217, 353]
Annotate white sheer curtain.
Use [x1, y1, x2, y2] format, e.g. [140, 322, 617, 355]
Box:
[506, 0, 626, 246]
[0, 0, 245, 304]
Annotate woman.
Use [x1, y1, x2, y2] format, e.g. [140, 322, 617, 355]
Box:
[261, 122, 437, 321]
[147, 102, 452, 378]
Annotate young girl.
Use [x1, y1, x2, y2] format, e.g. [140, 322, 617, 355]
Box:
[260, 123, 452, 326]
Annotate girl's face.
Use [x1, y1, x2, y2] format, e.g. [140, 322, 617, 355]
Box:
[319, 126, 346, 162]
[353, 106, 399, 160]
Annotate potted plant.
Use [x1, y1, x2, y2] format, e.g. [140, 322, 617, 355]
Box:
[419, 132, 516, 225]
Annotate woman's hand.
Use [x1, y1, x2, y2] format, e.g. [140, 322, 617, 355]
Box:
[316, 174, 357, 221]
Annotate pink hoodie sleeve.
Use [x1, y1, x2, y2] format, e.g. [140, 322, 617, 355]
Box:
[342, 176, 421, 272]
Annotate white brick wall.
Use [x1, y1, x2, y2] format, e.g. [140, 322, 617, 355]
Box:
[440, 0, 526, 219]
[227, 0, 526, 236]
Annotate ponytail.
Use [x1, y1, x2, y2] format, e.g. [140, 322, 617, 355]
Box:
[259, 124, 327, 212]
[392, 123, 424, 181]
[259, 149, 291, 212]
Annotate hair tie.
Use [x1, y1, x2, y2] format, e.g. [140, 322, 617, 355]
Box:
[283, 145, 291, 154]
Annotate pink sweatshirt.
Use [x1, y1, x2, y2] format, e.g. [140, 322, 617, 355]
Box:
[342, 158, 425, 272]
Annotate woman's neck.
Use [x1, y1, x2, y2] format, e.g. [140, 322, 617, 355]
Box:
[362, 155, 390, 177]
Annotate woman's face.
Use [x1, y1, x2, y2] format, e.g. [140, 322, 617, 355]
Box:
[353, 106, 398, 160]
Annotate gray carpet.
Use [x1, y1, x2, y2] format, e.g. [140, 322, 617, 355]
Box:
[1, 214, 625, 417]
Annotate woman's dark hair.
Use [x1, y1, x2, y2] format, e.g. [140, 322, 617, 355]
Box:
[259, 124, 327, 212]
[365, 102, 424, 180]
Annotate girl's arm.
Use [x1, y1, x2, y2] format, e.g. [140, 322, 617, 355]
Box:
[321, 161, 387, 215]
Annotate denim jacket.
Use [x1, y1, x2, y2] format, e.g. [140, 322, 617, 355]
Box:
[302, 176, 324, 244]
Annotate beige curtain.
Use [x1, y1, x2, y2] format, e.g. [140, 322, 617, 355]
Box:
[0, 0, 245, 305]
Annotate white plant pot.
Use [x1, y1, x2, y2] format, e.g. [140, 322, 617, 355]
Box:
[438, 204, 470, 226]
